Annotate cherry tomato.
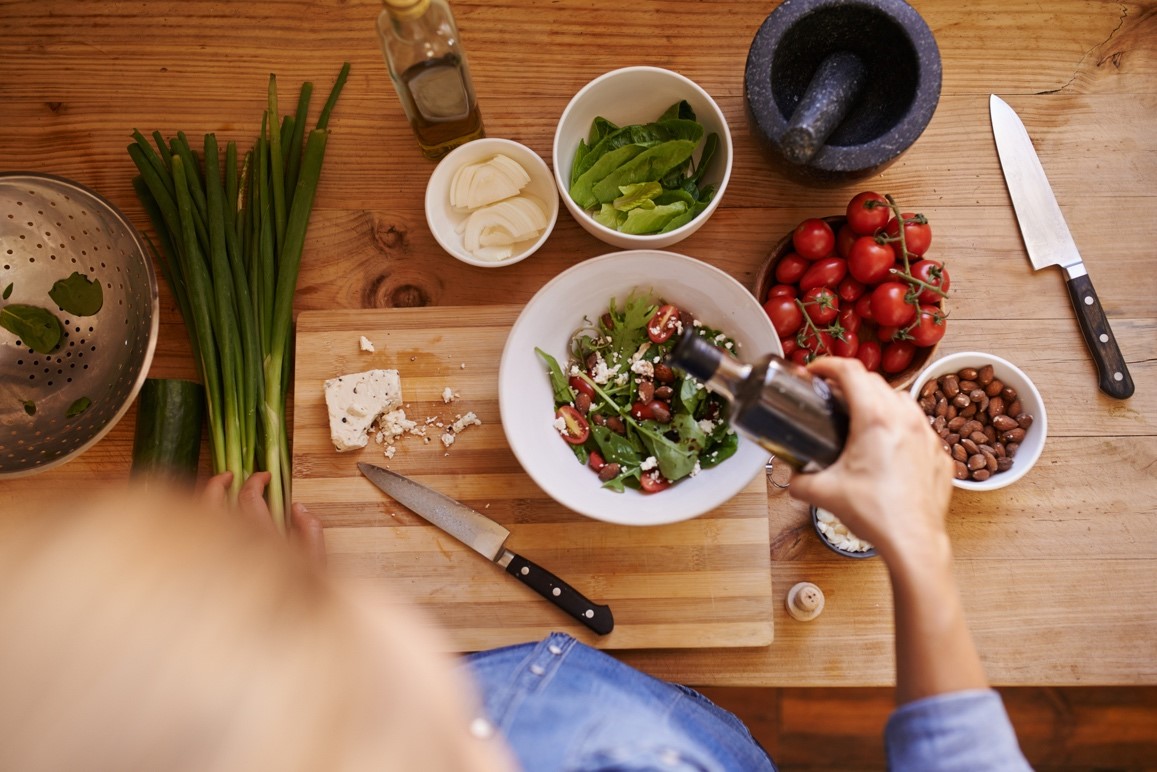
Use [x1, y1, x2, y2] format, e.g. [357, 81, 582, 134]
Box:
[909, 259, 951, 304]
[870, 282, 917, 327]
[801, 287, 839, 325]
[856, 340, 882, 372]
[838, 305, 861, 334]
[836, 224, 858, 259]
[775, 252, 809, 284]
[763, 296, 804, 338]
[646, 304, 681, 343]
[854, 294, 874, 322]
[837, 275, 865, 303]
[831, 330, 860, 358]
[556, 406, 589, 445]
[780, 336, 799, 356]
[767, 283, 797, 299]
[882, 341, 917, 374]
[875, 325, 900, 343]
[846, 191, 891, 235]
[640, 470, 672, 494]
[569, 375, 595, 400]
[799, 256, 847, 292]
[909, 304, 947, 347]
[848, 236, 896, 284]
[792, 218, 835, 260]
[588, 450, 606, 472]
[799, 327, 835, 356]
[884, 212, 932, 258]
[789, 348, 812, 366]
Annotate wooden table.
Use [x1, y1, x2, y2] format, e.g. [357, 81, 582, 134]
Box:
[1, 0, 1154, 687]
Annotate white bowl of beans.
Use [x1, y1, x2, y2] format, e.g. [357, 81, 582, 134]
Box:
[910, 351, 1047, 491]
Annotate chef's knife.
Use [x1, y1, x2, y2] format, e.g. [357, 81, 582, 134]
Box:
[357, 463, 614, 635]
[989, 94, 1134, 399]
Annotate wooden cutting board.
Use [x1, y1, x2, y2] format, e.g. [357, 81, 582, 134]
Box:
[292, 306, 772, 651]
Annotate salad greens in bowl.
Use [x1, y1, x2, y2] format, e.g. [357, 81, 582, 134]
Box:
[552, 67, 733, 251]
[499, 251, 779, 526]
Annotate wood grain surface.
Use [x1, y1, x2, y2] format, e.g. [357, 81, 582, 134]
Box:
[0, 0, 1154, 686]
[292, 306, 773, 650]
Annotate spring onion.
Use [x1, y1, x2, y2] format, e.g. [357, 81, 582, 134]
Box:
[128, 63, 350, 531]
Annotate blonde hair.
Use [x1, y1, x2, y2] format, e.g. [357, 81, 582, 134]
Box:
[0, 487, 512, 772]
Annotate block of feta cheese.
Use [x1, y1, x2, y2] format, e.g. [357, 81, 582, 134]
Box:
[324, 369, 402, 452]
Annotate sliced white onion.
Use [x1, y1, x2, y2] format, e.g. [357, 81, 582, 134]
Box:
[459, 194, 548, 260]
[448, 153, 532, 211]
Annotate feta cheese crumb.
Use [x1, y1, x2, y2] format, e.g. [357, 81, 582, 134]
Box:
[442, 386, 455, 404]
[441, 432, 456, 448]
[383, 445, 396, 459]
[690, 460, 702, 478]
[569, 365, 581, 377]
[359, 335, 375, 352]
[460, 362, 466, 369]
[590, 356, 620, 385]
[552, 415, 568, 435]
[379, 408, 417, 439]
[640, 456, 657, 472]
[451, 411, 481, 434]
[630, 358, 654, 379]
[698, 419, 717, 435]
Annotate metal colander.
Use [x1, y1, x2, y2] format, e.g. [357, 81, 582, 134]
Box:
[0, 173, 158, 477]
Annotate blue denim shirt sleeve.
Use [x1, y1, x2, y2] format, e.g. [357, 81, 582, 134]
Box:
[885, 689, 1032, 771]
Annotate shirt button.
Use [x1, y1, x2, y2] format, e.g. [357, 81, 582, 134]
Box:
[530, 663, 546, 676]
[469, 717, 494, 739]
[548, 644, 563, 656]
[660, 748, 681, 766]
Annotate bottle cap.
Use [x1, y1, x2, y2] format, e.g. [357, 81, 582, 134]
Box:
[668, 329, 722, 382]
[383, 0, 430, 20]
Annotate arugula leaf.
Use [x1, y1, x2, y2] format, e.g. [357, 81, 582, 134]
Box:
[0, 304, 63, 353]
[66, 396, 92, 418]
[570, 442, 590, 466]
[535, 347, 575, 405]
[49, 271, 104, 316]
[701, 431, 739, 469]
[606, 292, 655, 367]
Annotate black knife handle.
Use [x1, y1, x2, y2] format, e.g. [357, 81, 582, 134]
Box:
[1065, 272, 1134, 400]
[503, 551, 614, 635]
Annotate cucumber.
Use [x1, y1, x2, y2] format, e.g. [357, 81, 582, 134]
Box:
[131, 378, 205, 483]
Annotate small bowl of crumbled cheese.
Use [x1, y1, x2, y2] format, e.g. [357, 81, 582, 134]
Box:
[811, 506, 877, 559]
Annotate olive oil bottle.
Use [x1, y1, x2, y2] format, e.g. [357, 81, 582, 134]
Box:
[668, 330, 849, 472]
[377, 0, 485, 159]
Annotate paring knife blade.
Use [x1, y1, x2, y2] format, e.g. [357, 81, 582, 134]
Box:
[989, 94, 1134, 399]
[357, 463, 614, 635]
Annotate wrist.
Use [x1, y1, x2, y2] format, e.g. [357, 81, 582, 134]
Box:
[878, 525, 954, 584]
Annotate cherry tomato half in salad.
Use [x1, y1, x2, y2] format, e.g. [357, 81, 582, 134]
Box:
[799, 256, 847, 292]
[647, 304, 681, 343]
[884, 213, 932, 258]
[556, 406, 589, 445]
[763, 296, 804, 338]
[640, 470, 672, 494]
[569, 375, 595, 400]
[775, 253, 809, 284]
[846, 191, 891, 235]
[793, 218, 835, 260]
[857, 340, 882, 372]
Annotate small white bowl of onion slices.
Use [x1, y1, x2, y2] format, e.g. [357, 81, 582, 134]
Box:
[424, 138, 560, 267]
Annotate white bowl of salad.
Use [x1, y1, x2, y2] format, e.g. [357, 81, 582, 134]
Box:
[552, 66, 733, 250]
[499, 250, 780, 526]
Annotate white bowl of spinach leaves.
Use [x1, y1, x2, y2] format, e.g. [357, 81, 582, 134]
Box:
[552, 67, 733, 250]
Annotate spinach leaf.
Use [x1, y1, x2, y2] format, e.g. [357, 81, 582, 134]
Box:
[675, 376, 705, 418]
[659, 100, 696, 122]
[535, 347, 575, 405]
[592, 204, 625, 230]
[49, 271, 104, 316]
[633, 420, 698, 481]
[700, 431, 739, 469]
[570, 442, 590, 466]
[66, 396, 92, 418]
[570, 144, 646, 209]
[588, 116, 620, 146]
[620, 201, 688, 235]
[613, 182, 662, 211]
[591, 424, 642, 468]
[0, 304, 63, 354]
[670, 412, 708, 454]
[591, 139, 698, 204]
[689, 133, 720, 185]
[574, 119, 703, 181]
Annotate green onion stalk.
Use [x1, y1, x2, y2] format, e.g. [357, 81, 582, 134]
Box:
[128, 62, 350, 531]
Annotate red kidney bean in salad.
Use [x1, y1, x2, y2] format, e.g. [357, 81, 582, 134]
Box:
[535, 292, 739, 493]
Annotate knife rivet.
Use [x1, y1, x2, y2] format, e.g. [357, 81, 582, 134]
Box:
[552, 587, 561, 596]
[584, 609, 594, 618]
[1100, 334, 1109, 343]
[1084, 296, 1094, 306]
[1114, 372, 1124, 381]
[520, 566, 530, 576]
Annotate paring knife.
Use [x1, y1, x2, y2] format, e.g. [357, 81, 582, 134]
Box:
[989, 94, 1134, 399]
[357, 463, 614, 635]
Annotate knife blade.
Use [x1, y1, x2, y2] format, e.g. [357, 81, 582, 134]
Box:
[989, 94, 1134, 400]
[357, 463, 614, 635]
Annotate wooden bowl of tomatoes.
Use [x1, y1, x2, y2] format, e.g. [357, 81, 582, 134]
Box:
[753, 192, 950, 390]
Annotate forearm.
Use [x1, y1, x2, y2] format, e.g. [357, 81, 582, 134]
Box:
[885, 531, 989, 704]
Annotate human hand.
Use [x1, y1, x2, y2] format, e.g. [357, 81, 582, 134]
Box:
[203, 471, 326, 568]
[787, 356, 954, 564]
